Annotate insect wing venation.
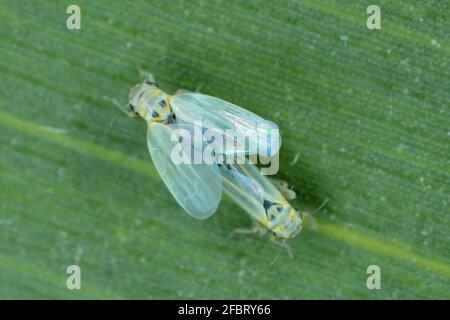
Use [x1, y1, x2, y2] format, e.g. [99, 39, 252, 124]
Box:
[219, 164, 267, 223]
[170, 93, 281, 157]
[147, 122, 222, 219]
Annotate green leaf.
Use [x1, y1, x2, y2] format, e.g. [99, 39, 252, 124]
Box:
[0, 0, 449, 299]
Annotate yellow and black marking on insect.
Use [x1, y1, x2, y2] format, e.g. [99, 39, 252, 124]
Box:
[219, 162, 303, 240]
[106, 70, 283, 222]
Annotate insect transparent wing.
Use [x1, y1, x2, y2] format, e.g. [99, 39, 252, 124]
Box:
[147, 122, 222, 219]
[165, 121, 266, 221]
[166, 120, 206, 160]
[170, 93, 281, 157]
[219, 164, 267, 223]
[236, 164, 285, 204]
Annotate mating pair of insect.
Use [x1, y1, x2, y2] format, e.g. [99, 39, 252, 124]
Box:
[109, 71, 310, 253]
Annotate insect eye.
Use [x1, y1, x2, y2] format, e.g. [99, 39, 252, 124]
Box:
[159, 100, 166, 108]
[152, 111, 159, 118]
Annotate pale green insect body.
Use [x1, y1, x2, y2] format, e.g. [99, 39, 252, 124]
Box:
[219, 163, 303, 239]
[127, 80, 222, 219]
[128, 82, 174, 124]
[123, 74, 283, 222]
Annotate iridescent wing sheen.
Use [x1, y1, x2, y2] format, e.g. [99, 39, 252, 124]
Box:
[236, 163, 286, 204]
[170, 93, 281, 157]
[147, 122, 222, 219]
[218, 164, 267, 223]
[221, 164, 301, 239]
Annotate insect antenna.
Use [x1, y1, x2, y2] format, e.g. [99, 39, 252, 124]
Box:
[299, 198, 329, 231]
[137, 56, 169, 83]
[311, 198, 329, 216]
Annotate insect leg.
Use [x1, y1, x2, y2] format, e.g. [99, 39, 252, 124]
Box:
[195, 84, 203, 93]
[174, 85, 202, 96]
[103, 96, 136, 118]
[174, 89, 191, 95]
[228, 220, 266, 238]
[270, 237, 293, 258]
[269, 178, 297, 200]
